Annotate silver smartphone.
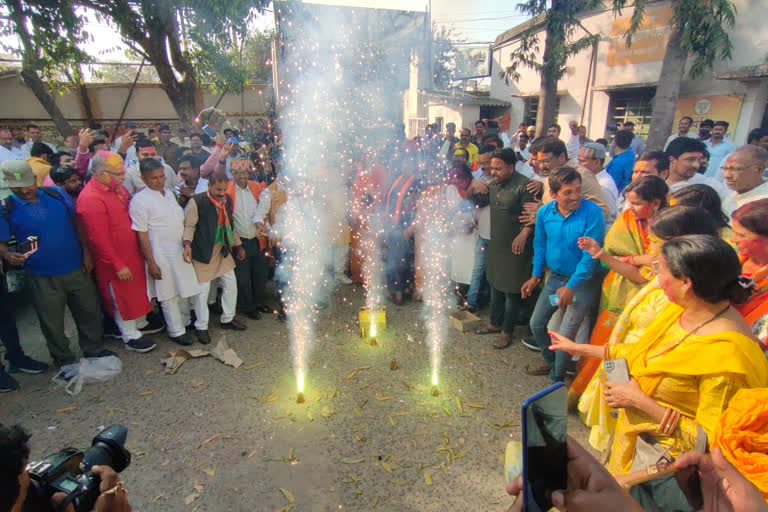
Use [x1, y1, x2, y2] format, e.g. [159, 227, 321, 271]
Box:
[604, 358, 630, 383]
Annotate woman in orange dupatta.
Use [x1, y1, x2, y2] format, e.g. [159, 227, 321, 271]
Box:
[567, 176, 668, 405]
[550, 235, 768, 475]
[731, 199, 768, 347]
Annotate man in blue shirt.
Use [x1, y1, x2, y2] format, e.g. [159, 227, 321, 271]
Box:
[703, 120, 737, 179]
[0, 161, 112, 373]
[606, 130, 635, 192]
[521, 167, 605, 382]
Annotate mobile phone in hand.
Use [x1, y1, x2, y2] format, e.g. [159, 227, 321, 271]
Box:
[202, 124, 217, 138]
[521, 383, 567, 511]
[16, 236, 39, 256]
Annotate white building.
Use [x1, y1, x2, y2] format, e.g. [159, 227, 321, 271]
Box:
[489, 0, 767, 145]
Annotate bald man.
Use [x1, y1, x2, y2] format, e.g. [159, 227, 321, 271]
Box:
[721, 145, 768, 217]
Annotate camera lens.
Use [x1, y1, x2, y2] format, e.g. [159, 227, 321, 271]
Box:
[81, 424, 131, 473]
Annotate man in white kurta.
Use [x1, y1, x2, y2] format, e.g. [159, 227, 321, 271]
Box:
[129, 158, 202, 345]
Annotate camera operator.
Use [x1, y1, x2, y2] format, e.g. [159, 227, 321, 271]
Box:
[0, 424, 131, 512]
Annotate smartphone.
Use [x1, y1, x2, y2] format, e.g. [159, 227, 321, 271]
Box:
[201, 124, 217, 138]
[604, 358, 630, 383]
[521, 383, 567, 512]
[16, 236, 39, 256]
[548, 294, 559, 306]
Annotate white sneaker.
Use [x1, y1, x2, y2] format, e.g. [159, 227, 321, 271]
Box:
[335, 273, 353, 285]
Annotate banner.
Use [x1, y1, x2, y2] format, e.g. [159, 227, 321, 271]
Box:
[454, 45, 491, 80]
[607, 7, 673, 67]
[673, 94, 745, 138]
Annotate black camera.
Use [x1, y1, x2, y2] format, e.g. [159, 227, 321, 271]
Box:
[24, 425, 131, 512]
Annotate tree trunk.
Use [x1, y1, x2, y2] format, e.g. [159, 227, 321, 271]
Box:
[646, 26, 686, 150]
[535, 5, 562, 137]
[73, 66, 95, 127]
[6, 0, 72, 136]
[19, 69, 73, 136]
[150, 56, 199, 130]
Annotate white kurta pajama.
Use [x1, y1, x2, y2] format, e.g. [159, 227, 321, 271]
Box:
[129, 188, 202, 337]
[446, 185, 477, 285]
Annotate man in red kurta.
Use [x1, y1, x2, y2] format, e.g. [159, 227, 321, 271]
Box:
[76, 151, 158, 353]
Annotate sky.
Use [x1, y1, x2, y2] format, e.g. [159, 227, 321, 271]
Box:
[1, 1, 529, 64]
[303, 0, 528, 43]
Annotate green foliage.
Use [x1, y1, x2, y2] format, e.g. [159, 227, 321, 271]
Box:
[610, 0, 736, 78]
[432, 23, 460, 90]
[0, 0, 91, 90]
[499, 0, 601, 85]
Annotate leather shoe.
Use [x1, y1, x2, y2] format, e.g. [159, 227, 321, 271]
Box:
[169, 332, 194, 346]
[195, 329, 211, 344]
[220, 318, 246, 331]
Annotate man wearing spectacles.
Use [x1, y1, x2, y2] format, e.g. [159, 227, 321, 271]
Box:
[77, 151, 160, 354]
[721, 145, 768, 217]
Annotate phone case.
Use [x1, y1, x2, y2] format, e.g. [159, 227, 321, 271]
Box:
[521, 382, 566, 511]
[604, 358, 630, 383]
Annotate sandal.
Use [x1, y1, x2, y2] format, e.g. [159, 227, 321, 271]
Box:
[492, 333, 513, 349]
[475, 325, 502, 335]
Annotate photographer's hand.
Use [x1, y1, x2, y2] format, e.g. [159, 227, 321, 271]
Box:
[92, 465, 132, 512]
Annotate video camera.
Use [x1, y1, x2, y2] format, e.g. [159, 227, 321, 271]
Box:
[24, 425, 131, 512]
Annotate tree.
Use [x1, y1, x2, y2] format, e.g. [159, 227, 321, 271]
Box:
[500, 0, 600, 136]
[241, 29, 273, 84]
[71, 0, 270, 129]
[432, 23, 459, 90]
[611, 0, 737, 149]
[0, 0, 91, 135]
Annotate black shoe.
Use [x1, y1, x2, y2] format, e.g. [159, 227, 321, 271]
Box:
[0, 368, 19, 392]
[220, 318, 246, 331]
[246, 310, 261, 320]
[169, 332, 194, 346]
[257, 305, 273, 314]
[87, 349, 118, 359]
[7, 355, 49, 374]
[140, 317, 165, 336]
[125, 337, 157, 353]
[195, 329, 212, 344]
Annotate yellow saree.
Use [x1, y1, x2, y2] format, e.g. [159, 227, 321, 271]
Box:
[606, 305, 768, 475]
[578, 278, 668, 450]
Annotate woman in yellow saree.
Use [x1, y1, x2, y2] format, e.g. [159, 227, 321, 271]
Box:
[550, 234, 768, 475]
[577, 206, 721, 450]
[567, 177, 668, 405]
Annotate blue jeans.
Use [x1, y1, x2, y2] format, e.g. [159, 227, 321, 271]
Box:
[529, 272, 601, 382]
[490, 287, 522, 335]
[466, 236, 489, 308]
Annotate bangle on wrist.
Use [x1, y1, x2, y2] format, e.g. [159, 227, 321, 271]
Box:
[592, 248, 604, 259]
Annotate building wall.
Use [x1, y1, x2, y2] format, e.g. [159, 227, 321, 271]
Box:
[426, 103, 479, 132]
[490, 0, 768, 145]
[0, 75, 273, 142]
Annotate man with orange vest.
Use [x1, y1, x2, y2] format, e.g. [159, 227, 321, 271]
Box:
[227, 164, 270, 319]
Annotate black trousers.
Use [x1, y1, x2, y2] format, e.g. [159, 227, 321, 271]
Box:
[234, 237, 269, 313]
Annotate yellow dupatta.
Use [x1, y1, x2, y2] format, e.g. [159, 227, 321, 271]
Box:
[627, 305, 768, 396]
[599, 208, 651, 314]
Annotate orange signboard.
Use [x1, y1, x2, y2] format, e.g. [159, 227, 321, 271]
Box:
[673, 95, 745, 137]
[607, 7, 673, 67]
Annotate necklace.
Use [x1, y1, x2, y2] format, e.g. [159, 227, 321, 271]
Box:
[647, 304, 731, 362]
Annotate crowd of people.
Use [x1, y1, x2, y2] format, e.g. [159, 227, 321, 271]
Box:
[1, 114, 768, 509]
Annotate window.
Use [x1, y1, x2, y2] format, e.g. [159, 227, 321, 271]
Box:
[434, 116, 444, 133]
[608, 88, 656, 139]
[523, 96, 561, 129]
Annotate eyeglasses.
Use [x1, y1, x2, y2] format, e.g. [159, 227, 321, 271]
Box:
[721, 164, 758, 174]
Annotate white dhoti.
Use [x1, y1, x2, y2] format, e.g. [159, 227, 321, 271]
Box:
[129, 188, 204, 337]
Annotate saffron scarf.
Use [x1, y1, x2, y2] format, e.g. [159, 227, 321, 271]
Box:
[207, 191, 235, 248]
[712, 387, 768, 500]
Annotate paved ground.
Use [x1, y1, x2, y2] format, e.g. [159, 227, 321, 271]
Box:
[2, 284, 590, 512]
